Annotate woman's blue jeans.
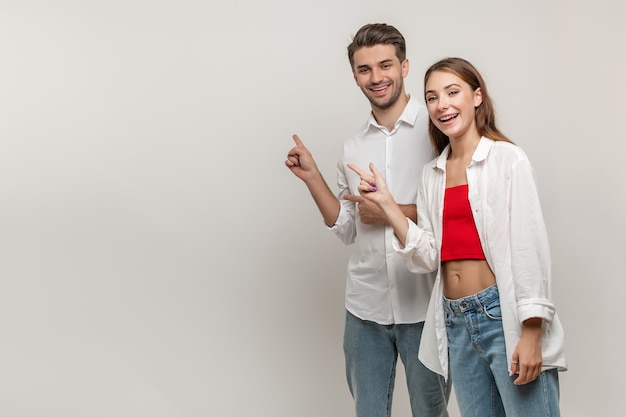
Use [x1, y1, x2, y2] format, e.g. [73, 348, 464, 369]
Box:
[343, 310, 450, 417]
[443, 285, 561, 417]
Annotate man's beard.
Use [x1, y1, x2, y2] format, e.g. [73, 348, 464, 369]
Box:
[365, 80, 404, 110]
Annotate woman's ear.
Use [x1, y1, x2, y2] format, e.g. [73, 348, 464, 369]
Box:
[474, 87, 483, 107]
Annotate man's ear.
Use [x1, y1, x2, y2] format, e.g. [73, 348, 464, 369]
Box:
[402, 59, 409, 78]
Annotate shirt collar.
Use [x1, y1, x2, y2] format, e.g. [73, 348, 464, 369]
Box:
[432, 136, 494, 171]
[363, 95, 421, 132]
[472, 137, 493, 162]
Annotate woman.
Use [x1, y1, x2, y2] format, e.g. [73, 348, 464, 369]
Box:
[348, 57, 566, 417]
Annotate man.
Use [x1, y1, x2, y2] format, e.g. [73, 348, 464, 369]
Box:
[285, 23, 450, 417]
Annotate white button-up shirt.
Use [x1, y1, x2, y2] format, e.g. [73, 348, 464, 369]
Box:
[330, 96, 436, 325]
[395, 137, 567, 379]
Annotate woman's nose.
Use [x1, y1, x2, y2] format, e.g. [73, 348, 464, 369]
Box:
[438, 95, 449, 110]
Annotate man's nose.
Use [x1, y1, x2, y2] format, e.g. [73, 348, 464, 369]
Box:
[371, 67, 384, 83]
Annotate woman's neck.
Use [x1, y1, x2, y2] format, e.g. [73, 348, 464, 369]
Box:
[448, 133, 481, 160]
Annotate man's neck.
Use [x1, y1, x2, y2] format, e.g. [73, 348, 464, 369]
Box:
[371, 93, 409, 131]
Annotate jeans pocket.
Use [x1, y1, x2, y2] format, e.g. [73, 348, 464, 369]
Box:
[482, 298, 502, 320]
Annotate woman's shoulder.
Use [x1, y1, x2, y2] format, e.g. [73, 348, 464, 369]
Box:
[484, 137, 529, 162]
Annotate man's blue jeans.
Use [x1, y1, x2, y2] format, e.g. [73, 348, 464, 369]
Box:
[443, 285, 561, 417]
[343, 310, 450, 417]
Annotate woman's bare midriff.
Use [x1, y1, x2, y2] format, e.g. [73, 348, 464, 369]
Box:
[442, 259, 496, 299]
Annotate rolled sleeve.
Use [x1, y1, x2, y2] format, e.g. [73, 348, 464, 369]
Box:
[329, 199, 357, 244]
[392, 218, 439, 274]
[509, 158, 555, 323]
[517, 298, 556, 323]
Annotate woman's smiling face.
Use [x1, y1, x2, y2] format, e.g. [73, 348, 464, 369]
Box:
[424, 70, 483, 141]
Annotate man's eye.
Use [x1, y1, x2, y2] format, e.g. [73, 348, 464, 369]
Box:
[359, 68, 369, 73]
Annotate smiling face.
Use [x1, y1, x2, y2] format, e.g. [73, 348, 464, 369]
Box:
[424, 70, 483, 142]
[352, 44, 408, 111]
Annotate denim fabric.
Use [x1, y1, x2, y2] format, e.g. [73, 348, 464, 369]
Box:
[443, 285, 560, 417]
[343, 310, 450, 417]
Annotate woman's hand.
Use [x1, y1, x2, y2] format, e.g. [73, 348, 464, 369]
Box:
[347, 162, 411, 244]
[347, 163, 392, 207]
[510, 318, 543, 385]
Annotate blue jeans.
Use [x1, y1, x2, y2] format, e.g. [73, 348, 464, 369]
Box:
[343, 310, 450, 417]
[443, 285, 560, 417]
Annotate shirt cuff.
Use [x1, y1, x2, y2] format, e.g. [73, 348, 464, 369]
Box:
[517, 299, 556, 324]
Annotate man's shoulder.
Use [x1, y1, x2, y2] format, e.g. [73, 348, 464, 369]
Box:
[345, 119, 373, 142]
[406, 94, 428, 112]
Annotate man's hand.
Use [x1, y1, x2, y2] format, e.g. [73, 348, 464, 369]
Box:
[285, 134, 320, 183]
[285, 134, 340, 227]
[343, 194, 386, 225]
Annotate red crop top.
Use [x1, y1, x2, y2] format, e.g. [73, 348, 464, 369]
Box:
[441, 184, 486, 262]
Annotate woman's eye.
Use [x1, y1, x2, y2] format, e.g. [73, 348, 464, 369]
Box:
[426, 96, 437, 103]
[449, 90, 458, 96]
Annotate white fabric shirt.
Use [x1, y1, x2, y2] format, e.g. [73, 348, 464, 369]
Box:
[330, 95, 436, 325]
[394, 137, 567, 379]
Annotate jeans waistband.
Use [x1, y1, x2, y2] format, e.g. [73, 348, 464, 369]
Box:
[442, 284, 499, 314]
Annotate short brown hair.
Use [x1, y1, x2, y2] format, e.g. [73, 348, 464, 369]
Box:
[347, 23, 406, 70]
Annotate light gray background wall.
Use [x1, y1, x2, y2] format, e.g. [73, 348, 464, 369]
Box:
[1, 1, 624, 416]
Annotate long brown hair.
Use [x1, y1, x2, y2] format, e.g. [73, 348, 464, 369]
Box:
[424, 57, 512, 155]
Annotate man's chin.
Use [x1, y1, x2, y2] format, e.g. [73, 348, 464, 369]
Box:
[369, 97, 394, 110]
